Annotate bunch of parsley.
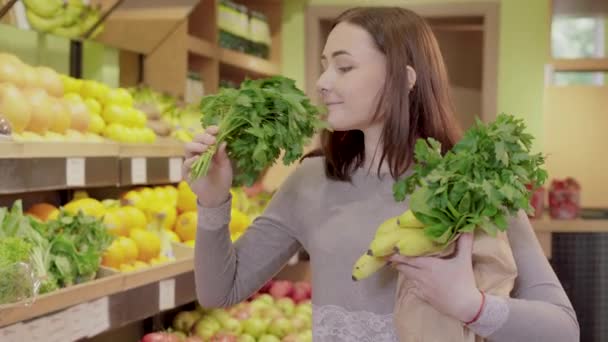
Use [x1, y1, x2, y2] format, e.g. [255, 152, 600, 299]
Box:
[393, 113, 547, 244]
[190, 76, 327, 186]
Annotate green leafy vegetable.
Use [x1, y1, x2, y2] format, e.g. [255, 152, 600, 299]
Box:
[190, 76, 327, 186]
[0, 237, 34, 304]
[393, 113, 547, 244]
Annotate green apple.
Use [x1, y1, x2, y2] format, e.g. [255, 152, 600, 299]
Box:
[194, 316, 221, 332]
[256, 294, 274, 305]
[298, 330, 312, 342]
[237, 334, 256, 342]
[276, 298, 296, 317]
[242, 317, 268, 338]
[295, 303, 312, 316]
[258, 335, 281, 342]
[267, 317, 294, 339]
[220, 317, 242, 335]
[172, 311, 201, 332]
[292, 313, 312, 330]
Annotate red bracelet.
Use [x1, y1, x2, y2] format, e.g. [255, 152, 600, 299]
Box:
[464, 290, 485, 325]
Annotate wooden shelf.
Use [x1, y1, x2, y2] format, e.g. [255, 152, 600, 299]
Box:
[187, 36, 218, 59]
[219, 47, 280, 77]
[0, 139, 185, 195]
[118, 138, 184, 158]
[0, 141, 120, 159]
[0, 257, 311, 340]
[532, 217, 608, 233]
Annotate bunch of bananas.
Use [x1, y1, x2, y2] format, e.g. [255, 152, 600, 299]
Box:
[23, 0, 104, 39]
[352, 210, 443, 281]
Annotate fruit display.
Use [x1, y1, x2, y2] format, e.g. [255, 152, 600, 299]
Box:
[353, 114, 548, 281]
[128, 85, 202, 142]
[62, 76, 157, 143]
[527, 184, 545, 219]
[141, 279, 312, 342]
[0, 200, 113, 304]
[0, 53, 156, 143]
[548, 178, 581, 219]
[23, 0, 104, 39]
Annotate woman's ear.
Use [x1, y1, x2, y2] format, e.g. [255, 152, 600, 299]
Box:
[406, 65, 417, 91]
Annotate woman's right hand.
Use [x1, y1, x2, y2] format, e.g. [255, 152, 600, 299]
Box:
[182, 125, 233, 208]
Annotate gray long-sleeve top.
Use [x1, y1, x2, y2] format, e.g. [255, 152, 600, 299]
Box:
[194, 157, 579, 341]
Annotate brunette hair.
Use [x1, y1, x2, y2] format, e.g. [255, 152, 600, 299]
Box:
[306, 7, 462, 181]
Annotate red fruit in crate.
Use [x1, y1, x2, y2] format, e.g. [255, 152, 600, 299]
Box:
[259, 279, 274, 293]
[141, 332, 182, 342]
[269, 280, 294, 299]
[184, 337, 204, 342]
[291, 282, 312, 302]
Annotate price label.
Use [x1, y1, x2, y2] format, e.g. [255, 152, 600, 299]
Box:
[131, 157, 147, 184]
[169, 157, 183, 183]
[0, 323, 25, 340]
[159, 278, 176, 311]
[66, 158, 85, 186]
[86, 297, 110, 337]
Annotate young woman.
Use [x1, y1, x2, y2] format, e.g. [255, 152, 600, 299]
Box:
[183, 7, 579, 341]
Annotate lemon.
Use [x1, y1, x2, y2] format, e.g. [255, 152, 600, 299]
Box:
[164, 185, 178, 206]
[148, 204, 177, 231]
[132, 260, 148, 270]
[230, 232, 243, 242]
[122, 205, 147, 231]
[149, 255, 171, 266]
[177, 181, 197, 213]
[102, 240, 125, 269]
[175, 211, 197, 242]
[129, 229, 161, 262]
[119, 263, 135, 272]
[117, 237, 139, 264]
[122, 190, 142, 207]
[64, 198, 105, 218]
[88, 114, 106, 134]
[103, 208, 127, 237]
[229, 209, 251, 234]
[184, 240, 195, 247]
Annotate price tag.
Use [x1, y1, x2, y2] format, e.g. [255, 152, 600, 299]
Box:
[0, 323, 25, 340]
[159, 278, 176, 311]
[86, 297, 110, 337]
[25, 318, 49, 341]
[169, 157, 183, 183]
[66, 158, 85, 186]
[131, 157, 147, 184]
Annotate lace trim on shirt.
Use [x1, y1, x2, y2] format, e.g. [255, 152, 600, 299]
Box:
[467, 294, 510, 337]
[313, 304, 398, 342]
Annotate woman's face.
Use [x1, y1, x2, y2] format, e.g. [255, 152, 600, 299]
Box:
[317, 22, 387, 131]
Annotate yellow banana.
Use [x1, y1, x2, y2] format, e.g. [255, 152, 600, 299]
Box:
[23, 0, 63, 18]
[368, 229, 404, 257]
[397, 209, 425, 228]
[352, 254, 387, 281]
[374, 217, 400, 236]
[395, 228, 443, 256]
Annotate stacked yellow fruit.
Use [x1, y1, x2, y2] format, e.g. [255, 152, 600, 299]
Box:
[0, 53, 102, 142]
[61, 76, 156, 143]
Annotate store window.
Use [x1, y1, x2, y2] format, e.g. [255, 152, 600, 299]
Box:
[551, 16, 606, 85]
[547, 0, 608, 87]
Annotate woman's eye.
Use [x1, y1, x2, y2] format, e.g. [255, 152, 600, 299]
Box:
[338, 66, 353, 73]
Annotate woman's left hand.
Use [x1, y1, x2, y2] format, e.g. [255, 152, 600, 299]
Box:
[388, 233, 483, 323]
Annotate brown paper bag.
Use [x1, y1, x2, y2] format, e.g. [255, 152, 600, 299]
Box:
[393, 230, 517, 342]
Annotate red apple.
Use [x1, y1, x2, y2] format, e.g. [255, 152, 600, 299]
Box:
[259, 279, 275, 293]
[269, 281, 294, 299]
[209, 332, 238, 342]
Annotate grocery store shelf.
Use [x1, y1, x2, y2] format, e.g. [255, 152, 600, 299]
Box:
[187, 35, 218, 59]
[532, 217, 608, 233]
[0, 141, 120, 158]
[219, 47, 280, 76]
[118, 138, 184, 158]
[0, 139, 186, 194]
[0, 258, 194, 329]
